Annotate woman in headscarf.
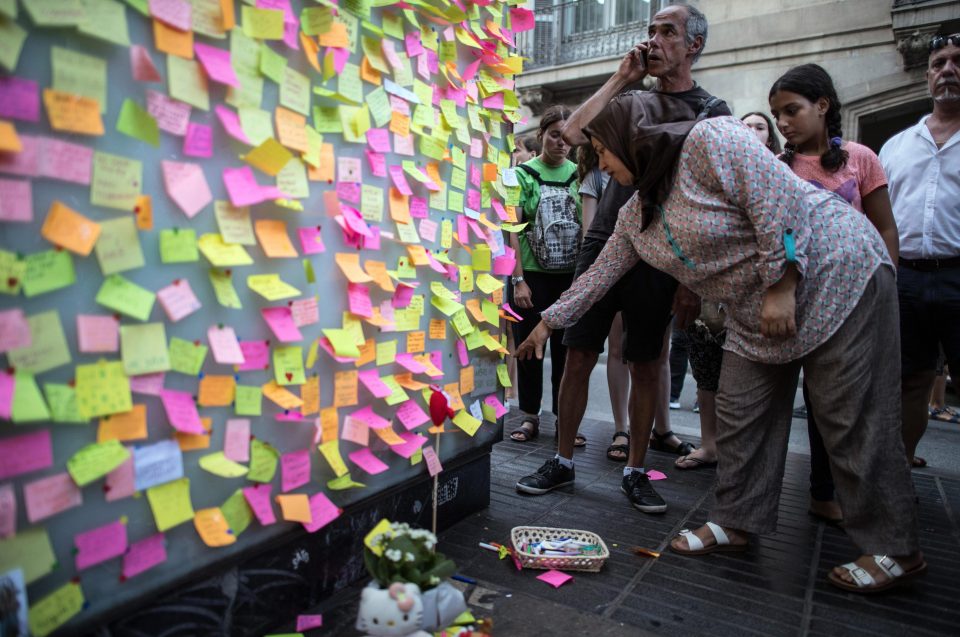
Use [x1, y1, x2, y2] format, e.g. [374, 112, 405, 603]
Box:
[515, 92, 924, 593]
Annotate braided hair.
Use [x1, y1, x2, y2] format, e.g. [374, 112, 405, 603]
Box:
[769, 64, 848, 173]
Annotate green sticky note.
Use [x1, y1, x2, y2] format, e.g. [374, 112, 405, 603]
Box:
[0, 249, 25, 295]
[382, 11, 403, 39]
[273, 346, 305, 386]
[52, 45, 107, 112]
[43, 383, 87, 423]
[67, 439, 130, 486]
[276, 158, 309, 199]
[209, 269, 243, 309]
[0, 527, 56, 585]
[28, 581, 85, 637]
[91, 151, 143, 211]
[312, 106, 342, 133]
[327, 473, 365, 490]
[227, 70, 265, 110]
[169, 337, 207, 376]
[11, 372, 51, 423]
[365, 85, 391, 127]
[323, 328, 360, 359]
[78, 0, 130, 45]
[302, 259, 316, 283]
[221, 489, 253, 536]
[301, 5, 333, 35]
[375, 340, 397, 366]
[24, 0, 84, 25]
[230, 27, 259, 75]
[199, 452, 249, 478]
[280, 66, 311, 116]
[22, 249, 75, 297]
[234, 384, 262, 416]
[248, 439, 279, 483]
[147, 477, 194, 532]
[75, 359, 132, 419]
[117, 98, 159, 146]
[96, 217, 145, 275]
[381, 375, 409, 406]
[96, 274, 155, 321]
[259, 42, 287, 83]
[242, 6, 284, 39]
[168, 55, 209, 111]
[0, 16, 27, 72]
[120, 323, 170, 375]
[159, 228, 199, 263]
[410, 447, 423, 465]
[238, 106, 274, 145]
[7, 310, 71, 375]
[336, 62, 362, 104]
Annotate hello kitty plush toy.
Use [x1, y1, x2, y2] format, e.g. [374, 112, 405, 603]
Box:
[355, 582, 432, 637]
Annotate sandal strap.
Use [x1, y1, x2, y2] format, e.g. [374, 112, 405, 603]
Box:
[705, 521, 729, 545]
[611, 431, 630, 441]
[652, 430, 675, 440]
[873, 555, 904, 579]
[839, 562, 876, 587]
[679, 529, 704, 551]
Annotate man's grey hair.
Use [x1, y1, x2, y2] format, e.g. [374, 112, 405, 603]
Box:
[672, 3, 709, 64]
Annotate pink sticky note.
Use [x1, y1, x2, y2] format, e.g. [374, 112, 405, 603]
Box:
[123, 533, 167, 579]
[394, 132, 415, 156]
[365, 150, 387, 178]
[147, 90, 191, 136]
[77, 314, 120, 353]
[341, 415, 370, 446]
[193, 43, 240, 87]
[237, 340, 270, 371]
[348, 283, 373, 318]
[483, 394, 508, 418]
[409, 197, 428, 219]
[427, 350, 444, 377]
[422, 445, 443, 477]
[482, 93, 505, 110]
[0, 76, 40, 122]
[0, 308, 31, 352]
[183, 122, 213, 158]
[223, 166, 285, 206]
[0, 430, 53, 480]
[395, 399, 429, 431]
[0, 133, 39, 177]
[456, 340, 469, 367]
[350, 405, 391, 430]
[469, 164, 482, 188]
[243, 484, 276, 525]
[418, 218, 438, 243]
[162, 160, 212, 218]
[389, 432, 428, 459]
[291, 298, 319, 327]
[130, 45, 161, 82]
[159, 389, 205, 434]
[24, 472, 82, 523]
[341, 205, 373, 238]
[395, 354, 426, 374]
[0, 178, 33, 223]
[157, 279, 202, 322]
[302, 492, 341, 533]
[537, 569, 573, 588]
[296, 615, 324, 631]
[130, 372, 165, 396]
[348, 448, 388, 475]
[405, 30, 424, 57]
[647, 470, 667, 481]
[336, 181, 361, 204]
[149, 0, 192, 30]
[358, 370, 393, 399]
[281, 449, 311, 492]
[215, 105, 251, 144]
[261, 307, 302, 343]
[76, 520, 128, 570]
[105, 455, 136, 502]
[223, 419, 250, 462]
[208, 325, 245, 364]
[0, 484, 15, 538]
[392, 283, 416, 309]
[389, 165, 413, 195]
[39, 137, 93, 185]
[297, 226, 325, 255]
[493, 255, 516, 277]
[366, 128, 391, 153]
[382, 40, 402, 69]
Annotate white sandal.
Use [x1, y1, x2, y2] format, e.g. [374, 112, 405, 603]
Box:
[670, 521, 748, 555]
[828, 555, 927, 593]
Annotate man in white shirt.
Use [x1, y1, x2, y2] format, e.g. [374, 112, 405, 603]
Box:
[879, 33, 960, 468]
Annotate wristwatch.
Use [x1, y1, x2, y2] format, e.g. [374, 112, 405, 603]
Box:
[511, 275, 525, 285]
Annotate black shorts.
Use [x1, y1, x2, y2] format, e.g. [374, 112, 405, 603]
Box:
[898, 263, 960, 376]
[562, 237, 678, 362]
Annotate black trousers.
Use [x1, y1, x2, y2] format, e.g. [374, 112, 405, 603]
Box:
[669, 324, 690, 401]
[510, 270, 574, 416]
[803, 381, 836, 502]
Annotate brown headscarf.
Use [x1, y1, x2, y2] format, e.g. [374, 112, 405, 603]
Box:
[583, 92, 702, 229]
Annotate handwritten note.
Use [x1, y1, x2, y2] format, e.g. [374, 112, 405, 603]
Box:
[147, 477, 194, 532]
[75, 519, 127, 570]
[24, 472, 82, 523]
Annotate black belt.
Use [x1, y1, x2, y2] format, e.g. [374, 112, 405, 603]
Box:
[899, 256, 960, 271]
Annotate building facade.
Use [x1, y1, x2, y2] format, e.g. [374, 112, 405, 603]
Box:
[515, 0, 959, 152]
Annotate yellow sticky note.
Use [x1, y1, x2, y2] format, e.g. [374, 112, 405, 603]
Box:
[363, 518, 393, 556]
[28, 581, 84, 637]
[324, 328, 361, 359]
[319, 440, 349, 477]
[245, 137, 294, 176]
[147, 478, 194, 532]
[247, 273, 300, 300]
[200, 452, 249, 478]
[277, 494, 312, 523]
[242, 6, 284, 39]
[75, 360, 132, 419]
[194, 507, 237, 547]
[0, 528, 56, 585]
[452, 409, 482, 436]
[198, 233, 254, 266]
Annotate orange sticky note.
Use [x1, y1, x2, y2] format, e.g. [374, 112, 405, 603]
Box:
[300, 32, 321, 73]
[307, 144, 336, 182]
[364, 260, 395, 292]
[444, 382, 465, 411]
[277, 494, 312, 523]
[505, 205, 518, 223]
[154, 19, 194, 59]
[425, 162, 442, 186]
[43, 89, 104, 136]
[322, 190, 341, 217]
[195, 508, 237, 546]
[407, 245, 430, 266]
[42, 201, 102, 255]
[98, 404, 148, 442]
[466, 299, 485, 322]
[460, 366, 475, 395]
[394, 373, 428, 391]
[318, 22, 348, 47]
[335, 253, 374, 283]
[373, 426, 405, 446]
[407, 332, 425, 353]
[355, 338, 376, 367]
[389, 188, 410, 224]
[301, 375, 320, 416]
[262, 380, 304, 409]
[333, 370, 358, 408]
[254, 219, 299, 258]
[0, 120, 22, 152]
[134, 194, 153, 230]
[360, 56, 382, 85]
[429, 319, 446, 340]
[491, 288, 504, 306]
[220, 0, 235, 30]
[389, 112, 410, 136]
[176, 417, 212, 451]
[198, 375, 237, 407]
[483, 163, 499, 182]
[319, 407, 338, 444]
[275, 107, 309, 153]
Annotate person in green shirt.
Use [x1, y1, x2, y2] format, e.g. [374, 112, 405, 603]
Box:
[508, 105, 583, 443]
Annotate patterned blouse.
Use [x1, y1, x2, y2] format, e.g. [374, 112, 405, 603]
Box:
[541, 117, 891, 364]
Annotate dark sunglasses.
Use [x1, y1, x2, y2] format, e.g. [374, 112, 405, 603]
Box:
[929, 33, 960, 52]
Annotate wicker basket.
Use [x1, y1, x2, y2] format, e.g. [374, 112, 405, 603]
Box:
[510, 526, 609, 573]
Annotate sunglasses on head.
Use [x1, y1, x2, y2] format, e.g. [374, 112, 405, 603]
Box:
[929, 33, 960, 52]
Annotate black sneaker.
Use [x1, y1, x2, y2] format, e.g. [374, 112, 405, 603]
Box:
[516, 458, 575, 495]
[621, 471, 667, 513]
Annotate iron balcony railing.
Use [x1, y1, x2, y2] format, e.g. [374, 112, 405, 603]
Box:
[516, 0, 650, 70]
